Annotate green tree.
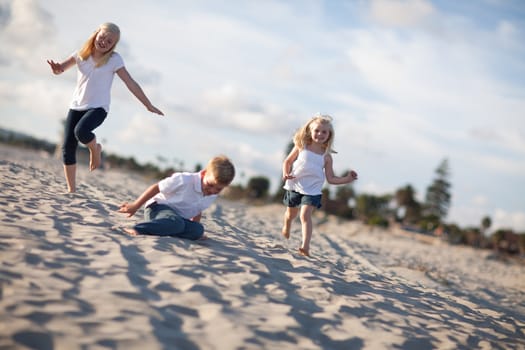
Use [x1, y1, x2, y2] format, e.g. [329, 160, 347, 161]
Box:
[335, 183, 355, 203]
[322, 183, 356, 219]
[355, 193, 392, 226]
[394, 184, 422, 225]
[247, 176, 270, 199]
[481, 216, 492, 236]
[424, 158, 451, 221]
[442, 222, 464, 244]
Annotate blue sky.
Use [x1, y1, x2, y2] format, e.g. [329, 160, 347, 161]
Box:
[1, 0, 524, 232]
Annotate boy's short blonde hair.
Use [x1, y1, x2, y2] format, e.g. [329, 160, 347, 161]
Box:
[206, 155, 235, 185]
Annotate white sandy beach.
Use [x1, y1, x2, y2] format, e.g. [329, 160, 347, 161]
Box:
[0, 144, 524, 350]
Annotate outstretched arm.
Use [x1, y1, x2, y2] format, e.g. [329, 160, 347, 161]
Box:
[324, 154, 358, 185]
[282, 146, 300, 180]
[47, 56, 76, 75]
[118, 183, 160, 217]
[116, 67, 164, 115]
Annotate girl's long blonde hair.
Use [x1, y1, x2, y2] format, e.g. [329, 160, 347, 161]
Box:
[293, 114, 336, 154]
[78, 22, 120, 67]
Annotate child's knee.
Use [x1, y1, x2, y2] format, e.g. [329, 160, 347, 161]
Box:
[184, 222, 204, 240]
[195, 231, 206, 241]
[299, 209, 313, 222]
[195, 226, 205, 240]
[74, 126, 93, 144]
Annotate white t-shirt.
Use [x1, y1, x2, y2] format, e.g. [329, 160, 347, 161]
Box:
[283, 149, 326, 195]
[145, 171, 218, 219]
[69, 51, 125, 112]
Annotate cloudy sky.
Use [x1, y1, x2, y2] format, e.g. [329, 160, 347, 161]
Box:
[1, 0, 524, 232]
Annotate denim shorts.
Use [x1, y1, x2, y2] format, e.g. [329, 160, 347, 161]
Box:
[283, 190, 322, 209]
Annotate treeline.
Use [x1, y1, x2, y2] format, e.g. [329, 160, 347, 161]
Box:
[222, 158, 525, 258]
[2, 128, 523, 257]
[0, 128, 56, 154]
[0, 127, 181, 180]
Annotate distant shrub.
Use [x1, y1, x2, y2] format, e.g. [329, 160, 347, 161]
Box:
[367, 215, 389, 228]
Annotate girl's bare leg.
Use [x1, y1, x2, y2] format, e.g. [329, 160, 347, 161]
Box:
[299, 205, 315, 256]
[63, 164, 76, 193]
[86, 138, 102, 171]
[282, 207, 299, 239]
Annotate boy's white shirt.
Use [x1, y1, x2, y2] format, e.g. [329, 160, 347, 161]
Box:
[145, 171, 217, 219]
[69, 51, 125, 113]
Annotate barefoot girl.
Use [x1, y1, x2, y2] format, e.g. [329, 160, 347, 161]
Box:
[47, 22, 163, 192]
[282, 114, 358, 256]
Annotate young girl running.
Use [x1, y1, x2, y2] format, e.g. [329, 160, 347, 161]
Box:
[282, 114, 358, 257]
[47, 22, 164, 193]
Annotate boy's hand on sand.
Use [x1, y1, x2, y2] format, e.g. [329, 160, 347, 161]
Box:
[118, 202, 137, 217]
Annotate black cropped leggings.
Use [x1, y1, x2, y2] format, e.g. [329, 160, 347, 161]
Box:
[62, 108, 107, 165]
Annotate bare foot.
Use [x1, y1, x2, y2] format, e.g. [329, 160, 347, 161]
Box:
[281, 227, 290, 239]
[123, 228, 139, 236]
[298, 248, 310, 257]
[89, 143, 102, 171]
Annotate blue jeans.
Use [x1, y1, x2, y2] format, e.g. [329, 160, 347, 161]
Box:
[62, 108, 107, 165]
[133, 203, 204, 240]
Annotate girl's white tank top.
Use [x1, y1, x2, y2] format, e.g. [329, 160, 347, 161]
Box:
[283, 149, 325, 195]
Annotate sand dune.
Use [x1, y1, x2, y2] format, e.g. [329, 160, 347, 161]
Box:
[0, 144, 524, 349]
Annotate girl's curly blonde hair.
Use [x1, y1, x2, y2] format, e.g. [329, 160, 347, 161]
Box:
[293, 114, 336, 154]
[78, 22, 120, 67]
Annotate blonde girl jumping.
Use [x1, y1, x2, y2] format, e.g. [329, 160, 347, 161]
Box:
[47, 22, 164, 193]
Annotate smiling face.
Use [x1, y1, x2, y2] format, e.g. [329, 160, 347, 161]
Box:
[94, 29, 119, 53]
[309, 121, 331, 145]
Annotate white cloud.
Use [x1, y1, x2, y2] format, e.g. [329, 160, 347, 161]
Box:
[472, 195, 489, 206]
[474, 153, 525, 177]
[166, 84, 298, 137]
[370, 0, 435, 27]
[497, 20, 520, 49]
[0, 0, 57, 72]
[0, 79, 70, 139]
[359, 180, 392, 196]
[493, 209, 525, 232]
[116, 114, 168, 145]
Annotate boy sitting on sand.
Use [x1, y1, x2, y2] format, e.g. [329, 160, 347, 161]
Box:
[118, 155, 235, 240]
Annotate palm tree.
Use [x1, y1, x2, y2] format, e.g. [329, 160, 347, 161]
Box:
[481, 216, 492, 236]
